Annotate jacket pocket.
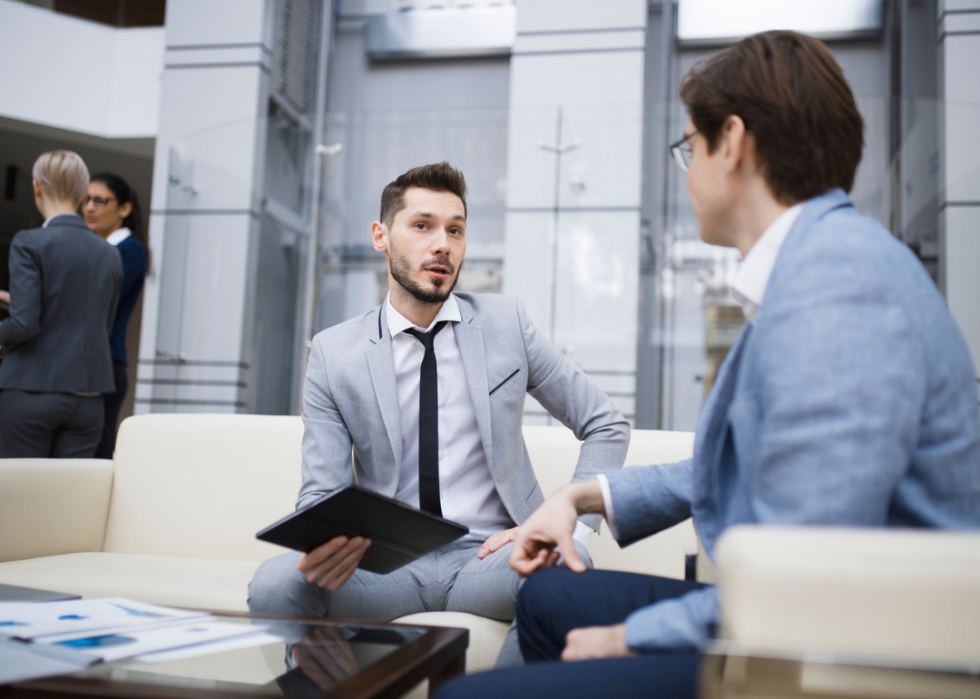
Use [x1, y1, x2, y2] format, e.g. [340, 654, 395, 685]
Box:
[489, 369, 521, 397]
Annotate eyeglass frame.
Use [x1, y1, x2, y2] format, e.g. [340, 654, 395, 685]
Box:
[83, 195, 117, 208]
[669, 130, 698, 173]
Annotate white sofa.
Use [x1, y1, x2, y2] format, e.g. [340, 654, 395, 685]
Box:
[703, 525, 980, 699]
[0, 413, 702, 673]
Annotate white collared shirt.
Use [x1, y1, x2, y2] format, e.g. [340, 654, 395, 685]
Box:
[386, 293, 514, 540]
[106, 227, 131, 246]
[730, 204, 803, 324]
[597, 203, 804, 538]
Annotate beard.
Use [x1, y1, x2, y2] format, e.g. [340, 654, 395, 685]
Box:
[388, 243, 461, 305]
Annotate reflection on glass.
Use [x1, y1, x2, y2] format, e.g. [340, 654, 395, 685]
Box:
[71, 616, 424, 697]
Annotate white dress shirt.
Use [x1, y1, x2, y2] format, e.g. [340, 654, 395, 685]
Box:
[598, 203, 804, 537]
[387, 293, 514, 540]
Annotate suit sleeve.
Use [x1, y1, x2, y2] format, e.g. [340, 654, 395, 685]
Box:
[0, 232, 42, 350]
[296, 334, 356, 511]
[604, 458, 694, 545]
[518, 298, 630, 531]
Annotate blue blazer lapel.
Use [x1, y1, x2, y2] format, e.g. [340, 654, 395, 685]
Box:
[453, 299, 495, 473]
[366, 302, 402, 468]
[693, 324, 754, 508]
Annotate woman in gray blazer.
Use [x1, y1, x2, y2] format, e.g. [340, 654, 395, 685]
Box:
[0, 151, 122, 458]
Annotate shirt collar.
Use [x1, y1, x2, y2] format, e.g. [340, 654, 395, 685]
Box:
[385, 292, 462, 337]
[42, 213, 83, 228]
[730, 203, 804, 324]
[106, 227, 131, 246]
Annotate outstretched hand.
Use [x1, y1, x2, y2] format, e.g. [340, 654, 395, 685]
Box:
[509, 481, 605, 577]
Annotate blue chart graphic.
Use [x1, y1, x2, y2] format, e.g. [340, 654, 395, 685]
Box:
[107, 603, 166, 618]
[59, 614, 88, 620]
[58, 635, 136, 649]
[0, 621, 28, 627]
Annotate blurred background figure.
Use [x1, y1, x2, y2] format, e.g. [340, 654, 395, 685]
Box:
[0, 151, 122, 458]
[84, 173, 148, 458]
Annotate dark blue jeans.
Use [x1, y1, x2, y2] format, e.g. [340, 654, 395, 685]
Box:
[434, 568, 706, 699]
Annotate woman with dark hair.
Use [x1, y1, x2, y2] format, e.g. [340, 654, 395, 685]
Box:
[83, 172, 148, 458]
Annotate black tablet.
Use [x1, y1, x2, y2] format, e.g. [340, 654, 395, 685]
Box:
[256, 486, 469, 574]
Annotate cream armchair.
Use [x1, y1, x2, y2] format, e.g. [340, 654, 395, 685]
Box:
[0, 414, 700, 673]
[703, 526, 980, 699]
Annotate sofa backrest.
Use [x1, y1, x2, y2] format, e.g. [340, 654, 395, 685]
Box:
[522, 426, 699, 579]
[99, 414, 700, 573]
[102, 414, 303, 561]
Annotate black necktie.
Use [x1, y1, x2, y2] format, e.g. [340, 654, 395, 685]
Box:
[404, 320, 449, 516]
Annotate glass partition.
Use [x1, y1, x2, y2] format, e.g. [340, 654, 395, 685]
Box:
[143, 96, 975, 425]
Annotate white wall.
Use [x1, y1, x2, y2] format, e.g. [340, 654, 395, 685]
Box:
[0, 0, 162, 138]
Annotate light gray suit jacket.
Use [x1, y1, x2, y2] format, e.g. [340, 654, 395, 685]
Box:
[298, 292, 630, 531]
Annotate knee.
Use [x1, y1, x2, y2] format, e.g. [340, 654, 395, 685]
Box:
[516, 567, 575, 626]
[248, 553, 321, 615]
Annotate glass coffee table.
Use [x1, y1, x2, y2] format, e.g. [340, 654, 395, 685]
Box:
[5, 611, 468, 699]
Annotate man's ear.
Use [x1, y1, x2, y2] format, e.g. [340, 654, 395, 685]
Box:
[371, 221, 388, 253]
[720, 114, 748, 173]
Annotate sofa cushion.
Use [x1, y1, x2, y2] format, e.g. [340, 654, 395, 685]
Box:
[102, 414, 303, 562]
[0, 552, 258, 612]
[0, 458, 112, 563]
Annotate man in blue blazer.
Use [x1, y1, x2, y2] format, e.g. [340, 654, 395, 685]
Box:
[435, 30, 980, 699]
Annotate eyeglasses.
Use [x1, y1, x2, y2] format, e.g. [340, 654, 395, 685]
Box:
[84, 195, 116, 208]
[669, 131, 698, 173]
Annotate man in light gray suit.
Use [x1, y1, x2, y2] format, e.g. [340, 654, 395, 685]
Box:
[249, 163, 629, 660]
[0, 151, 122, 458]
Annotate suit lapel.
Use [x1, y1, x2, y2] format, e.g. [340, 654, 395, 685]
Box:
[694, 323, 753, 495]
[367, 303, 403, 468]
[453, 301, 495, 472]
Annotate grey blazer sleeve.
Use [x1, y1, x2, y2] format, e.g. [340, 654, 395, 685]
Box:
[296, 334, 356, 510]
[0, 232, 42, 351]
[518, 299, 630, 530]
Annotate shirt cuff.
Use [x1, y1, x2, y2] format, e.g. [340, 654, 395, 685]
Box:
[572, 520, 592, 546]
[596, 473, 620, 540]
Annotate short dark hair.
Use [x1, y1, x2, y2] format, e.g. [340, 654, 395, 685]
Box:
[380, 162, 467, 229]
[679, 30, 864, 205]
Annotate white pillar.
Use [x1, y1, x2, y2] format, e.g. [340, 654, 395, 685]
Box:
[136, 0, 275, 413]
[939, 0, 980, 379]
[503, 0, 648, 425]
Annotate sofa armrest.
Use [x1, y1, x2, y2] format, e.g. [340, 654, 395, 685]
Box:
[715, 525, 980, 665]
[0, 459, 113, 562]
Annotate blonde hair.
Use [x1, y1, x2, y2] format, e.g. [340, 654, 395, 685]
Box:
[32, 150, 90, 205]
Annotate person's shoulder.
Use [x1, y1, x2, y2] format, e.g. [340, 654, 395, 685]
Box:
[10, 226, 42, 248]
[117, 236, 147, 268]
[311, 305, 383, 350]
[453, 292, 522, 318]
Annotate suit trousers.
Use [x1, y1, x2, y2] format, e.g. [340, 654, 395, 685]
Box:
[433, 567, 706, 699]
[249, 538, 593, 669]
[0, 390, 104, 458]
